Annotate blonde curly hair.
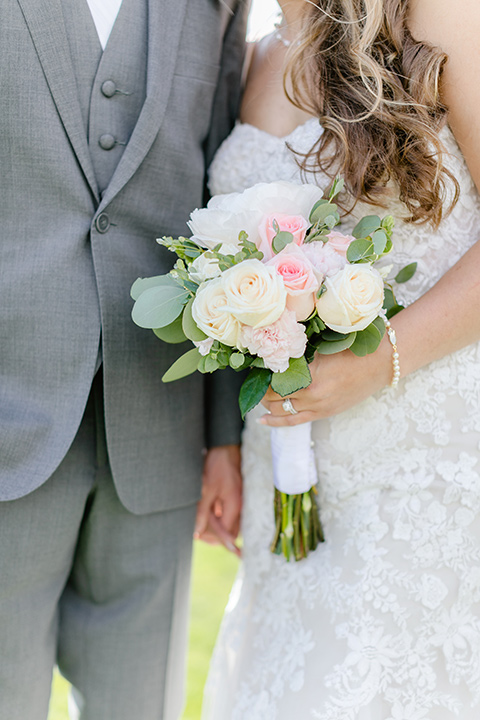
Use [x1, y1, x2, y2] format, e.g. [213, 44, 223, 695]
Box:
[286, 0, 458, 225]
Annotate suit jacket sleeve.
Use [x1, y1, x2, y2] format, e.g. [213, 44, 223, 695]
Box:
[204, 0, 250, 447]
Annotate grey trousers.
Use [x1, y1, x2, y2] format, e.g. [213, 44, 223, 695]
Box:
[0, 376, 196, 720]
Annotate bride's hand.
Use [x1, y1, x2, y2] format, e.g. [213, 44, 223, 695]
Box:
[260, 339, 392, 426]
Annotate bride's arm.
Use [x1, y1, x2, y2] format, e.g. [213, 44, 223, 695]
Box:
[261, 0, 480, 425]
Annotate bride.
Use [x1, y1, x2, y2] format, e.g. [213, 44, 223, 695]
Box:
[200, 0, 480, 717]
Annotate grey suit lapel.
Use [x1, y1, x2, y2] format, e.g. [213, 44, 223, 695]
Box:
[16, 0, 99, 202]
[99, 0, 189, 210]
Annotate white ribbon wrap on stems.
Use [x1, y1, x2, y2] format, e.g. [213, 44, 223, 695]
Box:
[270, 422, 318, 494]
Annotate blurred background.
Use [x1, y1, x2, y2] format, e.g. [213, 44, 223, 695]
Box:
[48, 2, 280, 719]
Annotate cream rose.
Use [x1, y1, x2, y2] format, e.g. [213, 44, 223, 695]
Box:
[267, 245, 319, 321]
[316, 264, 384, 333]
[222, 259, 287, 328]
[191, 278, 242, 347]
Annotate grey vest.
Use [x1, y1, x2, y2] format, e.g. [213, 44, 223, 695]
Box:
[62, 0, 148, 195]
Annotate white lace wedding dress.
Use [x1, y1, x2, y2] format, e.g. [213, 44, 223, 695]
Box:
[203, 118, 480, 720]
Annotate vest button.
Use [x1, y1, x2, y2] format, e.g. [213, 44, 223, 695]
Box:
[95, 213, 110, 233]
[99, 134, 116, 151]
[101, 80, 117, 98]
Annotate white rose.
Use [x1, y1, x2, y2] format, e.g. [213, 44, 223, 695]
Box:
[316, 264, 384, 333]
[222, 259, 287, 328]
[189, 253, 222, 283]
[191, 278, 242, 347]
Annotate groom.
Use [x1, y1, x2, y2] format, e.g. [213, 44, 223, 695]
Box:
[0, 0, 247, 718]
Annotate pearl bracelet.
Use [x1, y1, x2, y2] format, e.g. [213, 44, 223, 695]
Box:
[384, 318, 400, 388]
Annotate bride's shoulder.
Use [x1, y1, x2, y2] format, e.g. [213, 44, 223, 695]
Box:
[408, 0, 480, 47]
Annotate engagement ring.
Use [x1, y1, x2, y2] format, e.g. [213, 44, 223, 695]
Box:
[282, 398, 298, 415]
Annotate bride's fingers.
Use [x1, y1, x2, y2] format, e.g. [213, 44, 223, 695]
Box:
[259, 409, 314, 427]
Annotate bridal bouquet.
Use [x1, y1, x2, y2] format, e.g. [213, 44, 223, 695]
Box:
[131, 179, 415, 561]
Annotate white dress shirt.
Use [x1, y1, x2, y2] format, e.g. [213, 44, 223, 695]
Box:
[85, 0, 123, 50]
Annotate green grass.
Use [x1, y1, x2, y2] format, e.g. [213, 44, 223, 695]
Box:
[47, 542, 239, 720]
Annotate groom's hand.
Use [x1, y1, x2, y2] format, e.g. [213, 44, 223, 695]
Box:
[195, 444, 242, 557]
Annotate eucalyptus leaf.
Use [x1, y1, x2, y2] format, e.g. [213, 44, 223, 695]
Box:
[132, 284, 189, 329]
[346, 238, 375, 263]
[229, 352, 245, 370]
[272, 231, 294, 254]
[329, 177, 345, 199]
[350, 321, 382, 357]
[270, 356, 312, 398]
[316, 333, 356, 354]
[130, 274, 177, 301]
[309, 201, 337, 225]
[162, 348, 201, 382]
[204, 355, 220, 373]
[395, 262, 417, 284]
[321, 329, 348, 342]
[153, 315, 187, 344]
[182, 298, 207, 341]
[238, 368, 273, 419]
[372, 229, 387, 255]
[352, 215, 381, 239]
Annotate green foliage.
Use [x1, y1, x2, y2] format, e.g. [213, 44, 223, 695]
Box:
[153, 315, 187, 344]
[132, 283, 189, 329]
[162, 348, 201, 382]
[309, 199, 337, 225]
[395, 262, 417, 283]
[316, 333, 357, 354]
[270, 356, 312, 398]
[349, 317, 384, 357]
[372, 229, 388, 255]
[352, 215, 381, 240]
[383, 286, 404, 319]
[130, 274, 177, 301]
[238, 367, 273, 419]
[329, 176, 345, 199]
[229, 352, 245, 370]
[272, 230, 294, 254]
[346, 238, 375, 263]
[182, 299, 207, 342]
[158, 235, 203, 261]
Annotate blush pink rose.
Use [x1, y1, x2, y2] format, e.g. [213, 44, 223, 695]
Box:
[240, 309, 307, 373]
[256, 213, 310, 261]
[266, 245, 319, 321]
[326, 231, 355, 258]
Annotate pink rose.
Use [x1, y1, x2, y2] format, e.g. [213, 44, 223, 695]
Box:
[240, 309, 307, 373]
[301, 241, 346, 281]
[267, 245, 319, 321]
[257, 213, 310, 261]
[326, 231, 355, 258]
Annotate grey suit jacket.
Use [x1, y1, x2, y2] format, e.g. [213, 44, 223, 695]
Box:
[0, 0, 248, 511]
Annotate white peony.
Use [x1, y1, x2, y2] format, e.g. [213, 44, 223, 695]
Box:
[187, 181, 325, 252]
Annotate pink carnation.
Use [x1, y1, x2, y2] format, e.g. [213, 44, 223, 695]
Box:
[257, 213, 309, 261]
[301, 241, 346, 281]
[240, 309, 307, 373]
